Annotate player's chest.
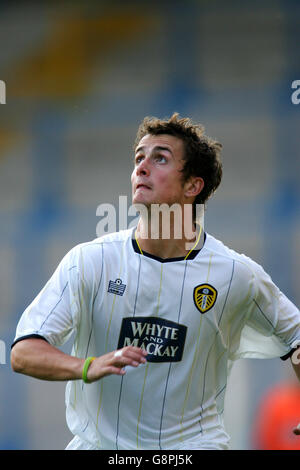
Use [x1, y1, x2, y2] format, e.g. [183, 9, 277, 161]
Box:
[94, 254, 237, 325]
[92, 255, 238, 362]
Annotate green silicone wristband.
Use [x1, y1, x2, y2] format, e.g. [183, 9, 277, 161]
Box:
[82, 356, 95, 383]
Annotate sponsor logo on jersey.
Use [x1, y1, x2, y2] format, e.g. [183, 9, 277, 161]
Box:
[118, 317, 187, 363]
[193, 284, 217, 313]
[108, 278, 126, 296]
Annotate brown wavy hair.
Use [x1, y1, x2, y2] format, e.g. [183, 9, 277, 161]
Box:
[134, 113, 223, 210]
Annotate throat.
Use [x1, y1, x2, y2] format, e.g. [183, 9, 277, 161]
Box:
[135, 224, 203, 260]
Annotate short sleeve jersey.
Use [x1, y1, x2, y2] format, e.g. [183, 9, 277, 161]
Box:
[13, 229, 300, 450]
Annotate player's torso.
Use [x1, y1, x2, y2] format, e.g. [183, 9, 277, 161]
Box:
[91, 235, 242, 360]
[73, 233, 245, 449]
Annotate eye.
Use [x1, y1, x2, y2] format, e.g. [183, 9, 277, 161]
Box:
[155, 155, 167, 163]
[135, 155, 144, 165]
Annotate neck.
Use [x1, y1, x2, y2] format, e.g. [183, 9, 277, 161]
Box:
[136, 217, 202, 259]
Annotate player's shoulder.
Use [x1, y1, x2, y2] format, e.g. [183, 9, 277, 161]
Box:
[204, 232, 263, 280]
[69, 228, 133, 257]
[60, 229, 133, 281]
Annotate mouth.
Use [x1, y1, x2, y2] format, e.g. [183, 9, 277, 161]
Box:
[136, 183, 151, 190]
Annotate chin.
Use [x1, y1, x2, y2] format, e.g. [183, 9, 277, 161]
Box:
[132, 196, 152, 209]
[133, 192, 148, 204]
[133, 199, 149, 207]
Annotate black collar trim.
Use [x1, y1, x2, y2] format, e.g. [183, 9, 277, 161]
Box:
[131, 233, 206, 263]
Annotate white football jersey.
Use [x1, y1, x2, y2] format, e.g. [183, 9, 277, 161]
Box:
[13, 229, 300, 450]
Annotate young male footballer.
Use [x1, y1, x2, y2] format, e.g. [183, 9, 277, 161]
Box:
[11, 114, 300, 450]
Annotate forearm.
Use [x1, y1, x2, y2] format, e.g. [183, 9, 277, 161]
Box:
[11, 338, 84, 381]
[11, 339, 148, 383]
[291, 348, 300, 435]
[291, 347, 300, 381]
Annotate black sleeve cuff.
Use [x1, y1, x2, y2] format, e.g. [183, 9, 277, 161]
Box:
[11, 334, 49, 350]
[280, 347, 298, 361]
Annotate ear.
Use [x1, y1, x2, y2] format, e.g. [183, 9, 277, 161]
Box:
[184, 177, 204, 198]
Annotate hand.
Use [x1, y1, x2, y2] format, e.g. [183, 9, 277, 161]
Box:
[86, 346, 147, 383]
[293, 423, 300, 435]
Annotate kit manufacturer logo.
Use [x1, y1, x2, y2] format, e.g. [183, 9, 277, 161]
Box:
[108, 278, 126, 296]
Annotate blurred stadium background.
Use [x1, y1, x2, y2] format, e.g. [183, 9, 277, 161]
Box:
[0, 0, 299, 450]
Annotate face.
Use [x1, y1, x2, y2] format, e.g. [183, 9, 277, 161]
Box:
[131, 134, 190, 208]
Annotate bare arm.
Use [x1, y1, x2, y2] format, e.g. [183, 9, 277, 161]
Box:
[291, 349, 300, 380]
[291, 347, 300, 435]
[11, 338, 147, 382]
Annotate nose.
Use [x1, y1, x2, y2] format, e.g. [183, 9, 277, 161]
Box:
[136, 157, 150, 176]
